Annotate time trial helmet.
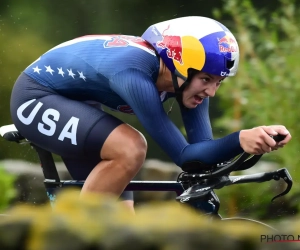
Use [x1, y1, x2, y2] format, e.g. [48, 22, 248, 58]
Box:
[141, 16, 239, 80]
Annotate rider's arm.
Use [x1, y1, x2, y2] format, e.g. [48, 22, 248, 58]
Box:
[109, 69, 243, 166]
[180, 98, 214, 143]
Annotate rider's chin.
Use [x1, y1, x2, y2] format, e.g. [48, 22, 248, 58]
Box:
[184, 103, 196, 109]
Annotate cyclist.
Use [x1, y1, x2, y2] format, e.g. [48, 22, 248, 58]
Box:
[10, 16, 291, 213]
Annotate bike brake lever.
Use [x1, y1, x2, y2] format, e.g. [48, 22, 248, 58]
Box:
[271, 168, 293, 202]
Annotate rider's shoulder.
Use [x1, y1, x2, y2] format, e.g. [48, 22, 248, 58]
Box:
[52, 34, 157, 55]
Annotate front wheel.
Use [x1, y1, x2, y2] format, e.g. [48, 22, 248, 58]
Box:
[221, 217, 278, 232]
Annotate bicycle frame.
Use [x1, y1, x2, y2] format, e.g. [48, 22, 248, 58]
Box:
[32, 141, 293, 220]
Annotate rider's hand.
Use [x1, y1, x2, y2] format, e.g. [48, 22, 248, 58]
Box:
[239, 125, 291, 155]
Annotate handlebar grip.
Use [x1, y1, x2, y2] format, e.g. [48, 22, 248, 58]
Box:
[272, 134, 286, 142]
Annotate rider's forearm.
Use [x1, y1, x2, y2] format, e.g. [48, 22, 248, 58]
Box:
[180, 98, 214, 143]
[178, 131, 243, 166]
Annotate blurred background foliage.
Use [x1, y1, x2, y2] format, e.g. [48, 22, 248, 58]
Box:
[0, 0, 299, 219]
[213, 0, 300, 220]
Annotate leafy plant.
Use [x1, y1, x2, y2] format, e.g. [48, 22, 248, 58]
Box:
[0, 166, 17, 211]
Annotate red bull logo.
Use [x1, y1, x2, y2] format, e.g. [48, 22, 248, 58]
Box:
[218, 35, 237, 53]
[156, 25, 183, 64]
